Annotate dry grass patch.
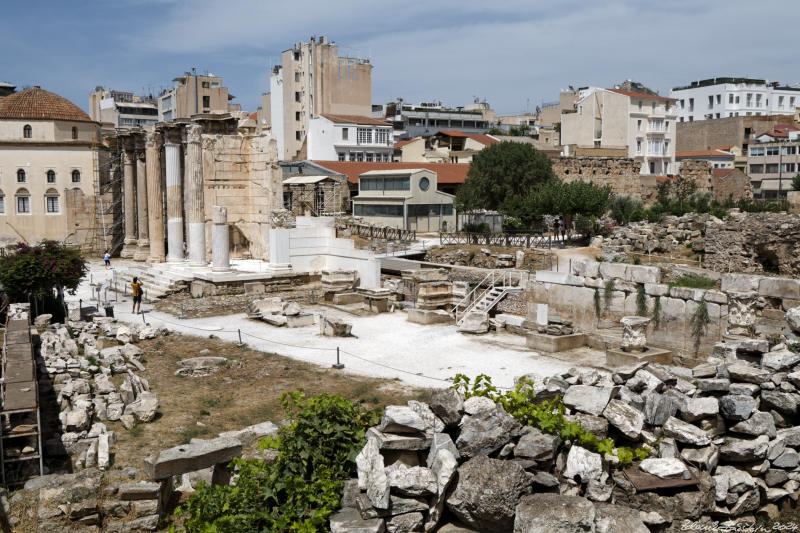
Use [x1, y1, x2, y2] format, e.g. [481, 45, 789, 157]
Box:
[109, 332, 429, 470]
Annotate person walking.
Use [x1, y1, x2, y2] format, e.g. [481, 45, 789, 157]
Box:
[103, 249, 111, 269]
[560, 218, 567, 241]
[131, 277, 143, 314]
[552, 217, 560, 241]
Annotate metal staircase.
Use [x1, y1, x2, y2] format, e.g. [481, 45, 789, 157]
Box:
[452, 270, 524, 325]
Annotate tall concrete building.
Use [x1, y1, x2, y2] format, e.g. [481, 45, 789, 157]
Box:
[561, 88, 678, 175]
[158, 72, 239, 122]
[88, 87, 158, 130]
[670, 78, 800, 122]
[269, 36, 373, 161]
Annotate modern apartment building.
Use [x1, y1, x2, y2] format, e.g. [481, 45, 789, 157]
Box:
[560, 88, 677, 175]
[676, 147, 735, 169]
[269, 36, 373, 161]
[747, 128, 800, 197]
[158, 72, 238, 122]
[670, 78, 800, 122]
[88, 87, 158, 130]
[374, 100, 495, 141]
[307, 114, 393, 162]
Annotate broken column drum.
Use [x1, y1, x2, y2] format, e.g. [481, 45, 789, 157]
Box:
[145, 129, 165, 263]
[165, 136, 184, 262]
[185, 124, 206, 266]
[621, 316, 650, 352]
[726, 291, 757, 336]
[121, 146, 137, 258]
[134, 149, 149, 261]
[211, 206, 230, 272]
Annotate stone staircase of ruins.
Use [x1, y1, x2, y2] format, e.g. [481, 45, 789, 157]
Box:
[113, 263, 193, 301]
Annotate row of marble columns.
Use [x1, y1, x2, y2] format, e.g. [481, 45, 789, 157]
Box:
[119, 125, 228, 269]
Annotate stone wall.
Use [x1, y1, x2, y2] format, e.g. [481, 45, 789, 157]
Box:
[601, 213, 710, 259]
[704, 212, 800, 276]
[679, 159, 713, 192]
[552, 156, 641, 197]
[202, 133, 282, 260]
[528, 259, 800, 365]
[713, 169, 753, 202]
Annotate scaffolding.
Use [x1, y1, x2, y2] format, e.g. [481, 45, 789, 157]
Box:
[0, 317, 44, 487]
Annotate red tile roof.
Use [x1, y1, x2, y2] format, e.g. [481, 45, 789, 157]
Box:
[607, 88, 677, 101]
[654, 175, 674, 183]
[395, 137, 421, 148]
[311, 160, 470, 184]
[712, 168, 736, 179]
[0, 86, 92, 122]
[436, 130, 500, 147]
[320, 114, 391, 126]
[249, 112, 258, 121]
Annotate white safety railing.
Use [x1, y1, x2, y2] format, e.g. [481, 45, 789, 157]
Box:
[452, 270, 523, 324]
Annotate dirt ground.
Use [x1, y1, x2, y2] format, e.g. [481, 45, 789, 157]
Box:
[108, 332, 429, 472]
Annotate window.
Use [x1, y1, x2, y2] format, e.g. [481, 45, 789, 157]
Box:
[638, 100, 642, 111]
[749, 164, 764, 173]
[749, 147, 765, 156]
[735, 96, 740, 104]
[71, 127, 78, 140]
[765, 163, 779, 173]
[779, 96, 785, 108]
[791, 97, 796, 108]
[716, 94, 721, 104]
[202, 95, 210, 108]
[355, 152, 364, 162]
[342, 127, 349, 140]
[201, 81, 210, 88]
[419, 177, 430, 191]
[708, 95, 714, 109]
[651, 102, 656, 113]
[295, 131, 301, 141]
[665, 102, 671, 112]
[688, 116, 693, 122]
[0, 192, 4, 214]
[365, 153, 374, 162]
[680, 99, 685, 109]
[294, 72, 300, 82]
[338, 152, 345, 162]
[648, 119, 664, 131]
[636, 140, 642, 154]
[45, 190, 59, 213]
[782, 163, 797, 173]
[782, 146, 797, 155]
[23, 125, 31, 138]
[746, 93, 752, 107]
[293, 51, 300, 61]
[16, 189, 30, 213]
[46, 170, 55, 183]
[648, 139, 664, 155]
[71, 169, 81, 183]
[357, 128, 373, 144]
[637, 119, 642, 131]
[295, 111, 300, 121]
[766, 147, 779, 156]
[294, 92, 301, 102]
[360, 177, 409, 191]
[353, 204, 403, 217]
[688, 98, 694, 112]
[729, 94, 734, 104]
[375, 129, 390, 145]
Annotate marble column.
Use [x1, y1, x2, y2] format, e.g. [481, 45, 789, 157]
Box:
[268, 228, 292, 272]
[145, 130, 166, 263]
[134, 144, 149, 261]
[165, 135, 183, 262]
[120, 145, 137, 258]
[185, 124, 206, 266]
[211, 205, 230, 272]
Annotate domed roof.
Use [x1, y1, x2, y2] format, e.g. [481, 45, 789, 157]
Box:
[0, 86, 92, 122]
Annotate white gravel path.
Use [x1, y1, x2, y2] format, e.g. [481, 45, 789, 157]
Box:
[67, 262, 586, 390]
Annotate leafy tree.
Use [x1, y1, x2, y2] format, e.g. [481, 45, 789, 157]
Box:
[792, 173, 800, 192]
[0, 241, 87, 302]
[523, 180, 612, 228]
[673, 175, 697, 212]
[456, 142, 555, 214]
[175, 391, 379, 532]
[609, 195, 643, 225]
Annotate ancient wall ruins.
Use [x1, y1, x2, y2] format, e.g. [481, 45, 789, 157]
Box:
[552, 156, 641, 197]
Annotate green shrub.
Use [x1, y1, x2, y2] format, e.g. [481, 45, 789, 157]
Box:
[792, 174, 800, 192]
[669, 274, 717, 290]
[610, 195, 643, 225]
[173, 391, 379, 532]
[0, 240, 87, 302]
[502, 216, 525, 233]
[593, 289, 602, 317]
[464, 222, 491, 234]
[604, 279, 616, 310]
[690, 297, 711, 343]
[451, 374, 650, 468]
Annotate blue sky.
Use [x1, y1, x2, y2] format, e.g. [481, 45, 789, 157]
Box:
[1, 0, 798, 116]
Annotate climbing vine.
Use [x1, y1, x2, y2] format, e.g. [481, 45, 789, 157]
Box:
[603, 279, 616, 311]
[690, 297, 710, 344]
[635, 284, 648, 316]
[652, 295, 662, 328]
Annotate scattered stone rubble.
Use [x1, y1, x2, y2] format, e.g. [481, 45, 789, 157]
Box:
[37, 316, 164, 472]
[425, 246, 519, 269]
[602, 213, 712, 260]
[247, 296, 315, 327]
[335, 312, 800, 531]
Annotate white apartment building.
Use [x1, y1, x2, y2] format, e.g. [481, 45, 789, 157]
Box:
[670, 78, 800, 122]
[561, 88, 677, 175]
[307, 114, 394, 162]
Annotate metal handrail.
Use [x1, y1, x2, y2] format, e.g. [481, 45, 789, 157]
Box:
[452, 270, 520, 324]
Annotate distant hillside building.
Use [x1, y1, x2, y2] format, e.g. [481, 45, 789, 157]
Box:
[158, 72, 239, 122]
[269, 36, 373, 161]
[670, 77, 800, 122]
[88, 87, 158, 130]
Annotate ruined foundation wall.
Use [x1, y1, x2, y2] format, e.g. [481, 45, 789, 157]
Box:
[202, 133, 282, 260]
[552, 156, 641, 197]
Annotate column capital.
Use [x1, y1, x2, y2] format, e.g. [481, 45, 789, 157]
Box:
[185, 123, 203, 144]
[145, 129, 162, 150]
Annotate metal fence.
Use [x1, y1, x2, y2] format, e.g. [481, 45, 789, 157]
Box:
[440, 232, 557, 249]
[339, 223, 416, 242]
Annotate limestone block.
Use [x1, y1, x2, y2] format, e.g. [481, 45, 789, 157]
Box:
[599, 262, 628, 280]
[143, 437, 243, 480]
[627, 265, 661, 284]
[644, 283, 669, 297]
[720, 274, 762, 293]
[759, 278, 800, 300]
